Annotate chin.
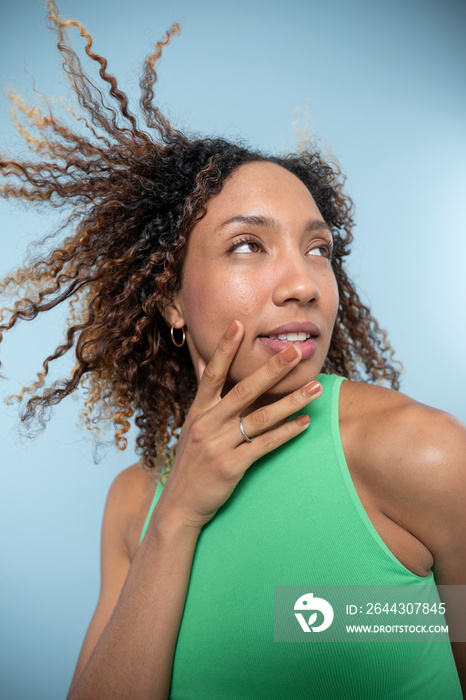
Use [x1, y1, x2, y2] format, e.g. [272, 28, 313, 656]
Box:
[269, 366, 320, 395]
[248, 362, 321, 397]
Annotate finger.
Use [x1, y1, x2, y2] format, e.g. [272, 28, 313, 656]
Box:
[236, 413, 311, 465]
[195, 320, 243, 407]
[221, 343, 303, 417]
[238, 380, 322, 442]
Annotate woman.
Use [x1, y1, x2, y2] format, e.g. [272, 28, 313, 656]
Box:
[1, 4, 464, 698]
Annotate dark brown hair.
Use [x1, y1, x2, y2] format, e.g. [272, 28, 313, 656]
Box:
[0, 2, 400, 471]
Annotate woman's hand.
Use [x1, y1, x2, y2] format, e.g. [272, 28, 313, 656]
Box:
[154, 320, 322, 531]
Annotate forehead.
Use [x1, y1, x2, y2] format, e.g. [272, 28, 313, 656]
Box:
[198, 161, 323, 226]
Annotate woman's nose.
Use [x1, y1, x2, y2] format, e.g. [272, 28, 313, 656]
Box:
[272, 254, 321, 306]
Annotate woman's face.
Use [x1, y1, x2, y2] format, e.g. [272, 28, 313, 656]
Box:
[171, 161, 339, 398]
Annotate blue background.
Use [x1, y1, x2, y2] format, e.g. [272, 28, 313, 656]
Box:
[0, 1, 465, 698]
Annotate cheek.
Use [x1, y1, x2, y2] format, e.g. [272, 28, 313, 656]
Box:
[321, 267, 339, 319]
[330, 276, 340, 321]
[180, 270, 262, 356]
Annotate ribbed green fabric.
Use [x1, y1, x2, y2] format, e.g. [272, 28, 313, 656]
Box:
[139, 373, 462, 699]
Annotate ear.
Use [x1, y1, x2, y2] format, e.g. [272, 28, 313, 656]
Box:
[162, 295, 186, 329]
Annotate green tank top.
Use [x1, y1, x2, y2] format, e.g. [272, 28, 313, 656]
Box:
[139, 373, 462, 699]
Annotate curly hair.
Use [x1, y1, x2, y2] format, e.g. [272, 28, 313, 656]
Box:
[0, 2, 401, 473]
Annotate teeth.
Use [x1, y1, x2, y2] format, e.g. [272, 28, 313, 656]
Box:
[268, 332, 311, 342]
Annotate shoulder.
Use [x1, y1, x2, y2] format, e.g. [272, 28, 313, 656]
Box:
[340, 380, 466, 581]
[105, 463, 160, 561]
[108, 462, 157, 501]
[339, 379, 466, 474]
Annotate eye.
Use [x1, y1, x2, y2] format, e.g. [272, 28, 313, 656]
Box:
[229, 237, 262, 254]
[307, 242, 333, 259]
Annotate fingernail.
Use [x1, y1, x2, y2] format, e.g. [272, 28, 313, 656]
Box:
[281, 345, 299, 364]
[303, 381, 322, 397]
[296, 415, 311, 427]
[226, 320, 239, 338]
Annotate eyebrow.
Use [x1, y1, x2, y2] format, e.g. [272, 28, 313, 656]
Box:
[217, 214, 332, 235]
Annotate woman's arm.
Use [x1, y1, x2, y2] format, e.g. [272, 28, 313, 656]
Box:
[68, 483, 201, 700]
[416, 412, 466, 695]
[67, 321, 322, 699]
[346, 383, 466, 691]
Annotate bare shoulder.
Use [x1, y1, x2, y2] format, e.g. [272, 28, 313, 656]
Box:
[106, 462, 160, 561]
[107, 461, 156, 506]
[340, 380, 466, 582]
[339, 379, 466, 474]
[340, 376, 424, 421]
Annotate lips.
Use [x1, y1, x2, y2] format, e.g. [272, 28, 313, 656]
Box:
[259, 321, 321, 339]
[258, 322, 320, 360]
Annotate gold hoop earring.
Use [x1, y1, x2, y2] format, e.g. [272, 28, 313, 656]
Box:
[170, 324, 186, 347]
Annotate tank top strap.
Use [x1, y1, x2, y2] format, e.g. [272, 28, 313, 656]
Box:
[138, 470, 167, 546]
